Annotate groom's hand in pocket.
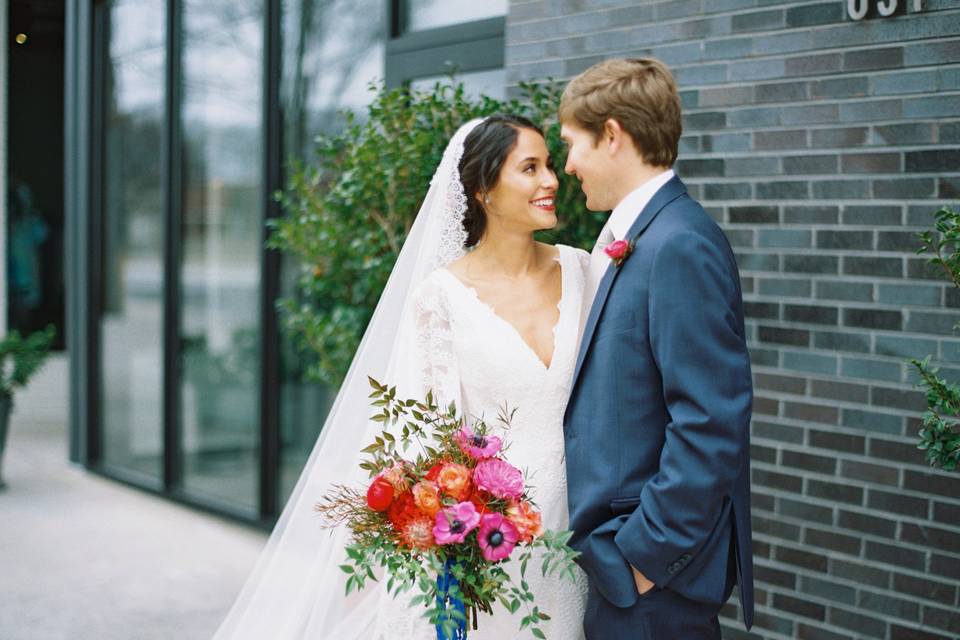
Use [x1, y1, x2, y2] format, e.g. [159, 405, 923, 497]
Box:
[630, 564, 656, 595]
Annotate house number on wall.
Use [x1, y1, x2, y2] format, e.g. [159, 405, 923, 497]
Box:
[847, 0, 923, 20]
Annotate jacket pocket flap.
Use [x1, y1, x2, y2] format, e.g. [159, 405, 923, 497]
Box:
[609, 496, 642, 515]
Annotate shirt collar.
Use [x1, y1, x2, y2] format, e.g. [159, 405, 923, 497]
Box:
[607, 169, 675, 240]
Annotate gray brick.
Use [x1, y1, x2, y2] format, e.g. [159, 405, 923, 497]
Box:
[871, 385, 926, 412]
[683, 111, 727, 131]
[786, 205, 839, 224]
[784, 155, 838, 175]
[772, 591, 827, 621]
[758, 229, 811, 248]
[941, 122, 960, 143]
[842, 204, 901, 225]
[724, 228, 755, 247]
[753, 420, 803, 444]
[755, 129, 807, 150]
[843, 307, 903, 330]
[842, 257, 903, 278]
[755, 563, 798, 589]
[810, 379, 869, 403]
[904, 40, 960, 66]
[873, 70, 938, 96]
[940, 177, 960, 199]
[784, 303, 838, 325]
[783, 350, 838, 375]
[730, 205, 778, 224]
[858, 592, 920, 623]
[755, 372, 805, 394]
[757, 181, 809, 200]
[726, 156, 778, 177]
[759, 326, 809, 347]
[783, 401, 838, 425]
[808, 478, 862, 505]
[878, 231, 923, 252]
[864, 540, 927, 572]
[841, 357, 903, 383]
[786, 2, 843, 28]
[752, 30, 811, 56]
[785, 52, 841, 77]
[875, 177, 937, 198]
[906, 205, 939, 227]
[875, 335, 938, 358]
[758, 277, 811, 297]
[729, 58, 786, 82]
[729, 106, 781, 127]
[705, 182, 752, 201]
[703, 38, 753, 62]
[869, 436, 925, 465]
[908, 257, 946, 282]
[702, 132, 752, 152]
[841, 152, 901, 174]
[906, 149, 960, 173]
[675, 63, 728, 86]
[785, 255, 838, 274]
[799, 577, 856, 610]
[813, 180, 870, 199]
[902, 469, 959, 500]
[904, 95, 960, 119]
[677, 158, 724, 177]
[841, 459, 899, 486]
[814, 330, 871, 353]
[753, 468, 803, 493]
[906, 311, 959, 336]
[901, 521, 960, 556]
[736, 252, 779, 271]
[839, 98, 903, 123]
[806, 527, 862, 556]
[838, 509, 896, 539]
[872, 123, 936, 145]
[775, 545, 829, 572]
[844, 46, 904, 72]
[841, 408, 904, 434]
[744, 301, 779, 320]
[755, 80, 808, 103]
[877, 284, 941, 306]
[893, 573, 958, 605]
[782, 103, 839, 125]
[811, 126, 868, 148]
[867, 490, 930, 520]
[832, 558, 891, 589]
[732, 8, 784, 32]
[816, 230, 872, 250]
[816, 281, 873, 302]
[651, 42, 705, 65]
[811, 76, 869, 99]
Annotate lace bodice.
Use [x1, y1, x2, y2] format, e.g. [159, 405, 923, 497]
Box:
[374, 244, 591, 640]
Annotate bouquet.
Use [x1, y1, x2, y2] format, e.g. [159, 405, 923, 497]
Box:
[316, 378, 580, 639]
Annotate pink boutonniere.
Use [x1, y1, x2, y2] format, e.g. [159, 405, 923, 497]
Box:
[604, 239, 634, 268]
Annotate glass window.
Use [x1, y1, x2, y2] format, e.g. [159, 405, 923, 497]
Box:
[405, 0, 507, 32]
[99, 0, 166, 483]
[409, 67, 506, 101]
[179, 0, 264, 513]
[277, 0, 386, 502]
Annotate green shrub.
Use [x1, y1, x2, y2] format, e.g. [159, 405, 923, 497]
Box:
[0, 325, 56, 398]
[269, 80, 603, 387]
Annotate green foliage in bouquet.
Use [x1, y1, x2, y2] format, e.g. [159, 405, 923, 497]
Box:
[912, 206, 960, 471]
[269, 79, 602, 388]
[0, 325, 56, 398]
[315, 379, 580, 639]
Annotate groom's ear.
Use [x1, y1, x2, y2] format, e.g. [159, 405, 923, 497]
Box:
[603, 118, 639, 159]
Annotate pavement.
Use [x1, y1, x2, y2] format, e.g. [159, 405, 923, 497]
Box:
[0, 354, 268, 640]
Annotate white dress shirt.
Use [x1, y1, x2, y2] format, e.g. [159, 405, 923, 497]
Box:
[581, 169, 676, 335]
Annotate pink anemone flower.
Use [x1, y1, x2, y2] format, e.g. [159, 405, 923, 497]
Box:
[454, 427, 502, 459]
[477, 513, 519, 562]
[433, 501, 481, 545]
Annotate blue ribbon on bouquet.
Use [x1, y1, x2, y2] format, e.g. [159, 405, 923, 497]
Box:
[435, 559, 467, 640]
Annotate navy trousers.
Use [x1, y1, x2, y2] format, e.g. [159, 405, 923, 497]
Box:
[583, 583, 723, 640]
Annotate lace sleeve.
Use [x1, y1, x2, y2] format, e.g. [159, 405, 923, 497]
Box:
[410, 275, 462, 410]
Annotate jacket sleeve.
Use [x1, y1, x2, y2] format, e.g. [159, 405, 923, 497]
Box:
[614, 229, 753, 589]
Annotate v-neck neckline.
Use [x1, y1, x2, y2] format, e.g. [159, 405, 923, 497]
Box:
[438, 246, 567, 371]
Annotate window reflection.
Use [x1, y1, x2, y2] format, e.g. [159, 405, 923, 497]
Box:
[179, 0, 264, 513]
[278, 0, 385, 502]
[100, 0, 165, 482]
[405, 0, 506, 32]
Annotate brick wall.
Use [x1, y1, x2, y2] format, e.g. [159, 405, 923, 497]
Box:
[506, 1, 960, 638]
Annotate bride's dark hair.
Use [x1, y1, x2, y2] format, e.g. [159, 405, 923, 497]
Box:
[458, 114, 545, 248]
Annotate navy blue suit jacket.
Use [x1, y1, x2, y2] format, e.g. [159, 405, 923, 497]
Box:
[563, 175, 754, 628]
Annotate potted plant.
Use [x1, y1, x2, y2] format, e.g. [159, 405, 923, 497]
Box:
[0, 324, 56, 488]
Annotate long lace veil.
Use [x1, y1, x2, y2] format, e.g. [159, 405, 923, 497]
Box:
[212, 118, 485, 639]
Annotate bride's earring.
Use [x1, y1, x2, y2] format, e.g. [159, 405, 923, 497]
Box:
[484, 195, 491, 205]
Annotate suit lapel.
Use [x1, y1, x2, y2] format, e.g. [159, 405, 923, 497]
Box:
[570, 176, 688, 389]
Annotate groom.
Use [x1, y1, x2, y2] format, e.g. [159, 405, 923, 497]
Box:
[560, 58, 754, 639]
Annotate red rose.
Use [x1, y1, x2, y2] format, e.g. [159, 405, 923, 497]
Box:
[366, 477, 394, 512]
[604, 239, 630, 260]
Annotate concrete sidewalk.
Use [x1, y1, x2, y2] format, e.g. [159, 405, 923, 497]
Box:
[0, 355, 268, 640]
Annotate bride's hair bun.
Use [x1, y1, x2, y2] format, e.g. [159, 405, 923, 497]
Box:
[458, 114, 544, 248]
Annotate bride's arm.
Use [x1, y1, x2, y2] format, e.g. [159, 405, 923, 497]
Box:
[408, 276, 464, 413]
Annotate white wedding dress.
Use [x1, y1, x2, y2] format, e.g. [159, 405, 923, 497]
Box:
[374, 244, 590, 640]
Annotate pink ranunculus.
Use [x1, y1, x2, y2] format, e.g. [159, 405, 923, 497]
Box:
[472, 458, 524, 500]
[477, 512, 519, 562]
[433, 501, 481, 545]
[604, 239, 630, 260]
[454, 427, 502, 459]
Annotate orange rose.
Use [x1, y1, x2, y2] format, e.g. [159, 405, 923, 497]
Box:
[412, 480, 442, 517]
[506, 500, 543, 543]
[382, 461, 411, 493]
[436, 463, 472, 502]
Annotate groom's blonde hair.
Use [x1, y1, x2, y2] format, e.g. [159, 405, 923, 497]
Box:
[559, 57, 681, 167]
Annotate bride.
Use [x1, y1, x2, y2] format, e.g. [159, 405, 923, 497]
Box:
[214, 115, 589, 639]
